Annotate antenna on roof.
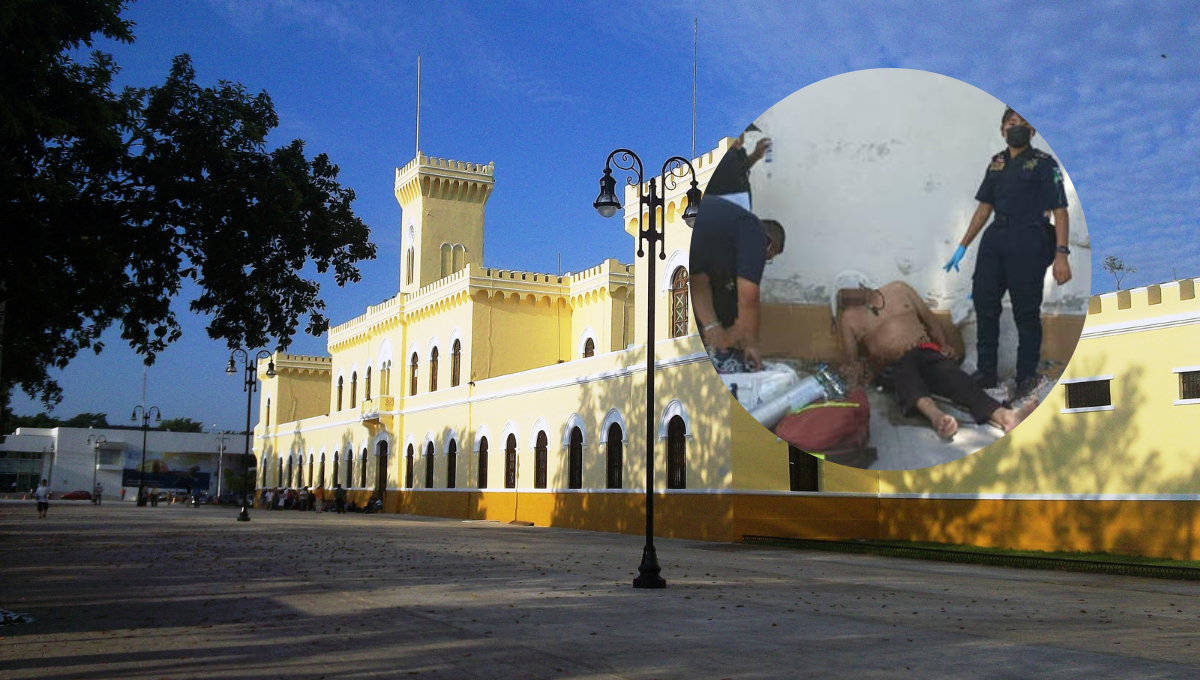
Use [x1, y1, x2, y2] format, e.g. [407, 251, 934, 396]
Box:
[415, 54, 421, 157]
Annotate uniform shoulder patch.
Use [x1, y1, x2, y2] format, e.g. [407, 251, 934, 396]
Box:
[988, 152, 1006, 171]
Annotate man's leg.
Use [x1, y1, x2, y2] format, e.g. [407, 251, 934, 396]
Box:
[1009, 229, 1051, 385]
[891, 349, 958, 438]
[922, 353, 1039, 432]
[972, 227, 1007, 386]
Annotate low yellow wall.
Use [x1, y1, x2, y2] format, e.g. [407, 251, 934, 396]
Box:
[373, 490, 1200, 560]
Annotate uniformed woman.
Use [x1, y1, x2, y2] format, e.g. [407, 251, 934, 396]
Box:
[943, 108, 1072, 398]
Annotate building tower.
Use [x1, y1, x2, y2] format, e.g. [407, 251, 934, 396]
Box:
[394, 154, 495, 294]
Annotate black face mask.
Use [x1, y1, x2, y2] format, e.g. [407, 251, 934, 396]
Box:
[1006, 125, 1032, 148]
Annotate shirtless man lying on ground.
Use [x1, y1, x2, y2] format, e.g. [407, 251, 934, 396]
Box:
[837, 281, 1038, 439]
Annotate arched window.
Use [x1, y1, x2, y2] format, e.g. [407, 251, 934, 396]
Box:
[670, 266, 690, 339]
[504, 434, 517, 489]
[350, 371, 358, 408]
[296, 456, 303, 489]
[332, 454, 339, 488]
[429, 347, 439, 392]
[606, 423, 623, 489]
[405, 444, 414, 488]
[318, 453, 325, 487]
[336, 376, 344, 411]
[451, 339, 462, 387]
[534, 431, 548, 489]
[361, 448, 368, 488]
[345, 451, 354, 488]
[410, 353, 419, 396]
[447, 440, 457, 489]
[568, 427, 583, 490]
[277, 457, 283, 487]
[424, 442, 435, 489]
[583, 337, 595, 358]
[440, 242, 452, 279]
[365, 367, 372, 401]
[285, 456, 292, 487]
[376, 442, 388, 496]
[265, 398, 270, 428]
[308, 454, 314, 487]
[381, 361, 390, 395]
[667, 416, 687, 489]
[452, 244, 465, 273]
[478, 437, 489, 489]
[261, 455, 269, 487]
[406, 247, 415, 285]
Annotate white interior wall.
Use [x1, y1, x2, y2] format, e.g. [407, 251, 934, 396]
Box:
[747, 68, 1091, 314]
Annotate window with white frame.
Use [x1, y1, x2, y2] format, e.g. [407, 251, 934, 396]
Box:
[1062, 376, 1113, 412]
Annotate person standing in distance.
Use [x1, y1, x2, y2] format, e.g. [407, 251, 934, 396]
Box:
[34, 479, 50, 518]
[944, 107, 1071, 398]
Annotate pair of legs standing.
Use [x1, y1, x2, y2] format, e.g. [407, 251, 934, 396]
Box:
[972, 220, 1055, 387]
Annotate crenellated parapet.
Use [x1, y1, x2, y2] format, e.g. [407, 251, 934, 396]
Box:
[394, 154, 495, 205]
[1082, 278, 1200, 339]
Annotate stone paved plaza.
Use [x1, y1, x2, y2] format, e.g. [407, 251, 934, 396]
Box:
[1, 501, 1198, 679]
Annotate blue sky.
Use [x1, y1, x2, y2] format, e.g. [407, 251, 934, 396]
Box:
[14, 0, 1198, 433]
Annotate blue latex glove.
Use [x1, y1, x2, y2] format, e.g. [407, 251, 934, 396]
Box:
[943, 244, 967, 273]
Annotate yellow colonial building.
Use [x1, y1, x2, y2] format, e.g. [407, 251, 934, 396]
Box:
[255, 140, 1200, 560]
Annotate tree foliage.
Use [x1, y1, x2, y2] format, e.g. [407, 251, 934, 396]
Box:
[0, 1, 377, 427]
[158, 417, 204, 433]
[1102, 255, 1136, 291]
[4, 411, 108, 433]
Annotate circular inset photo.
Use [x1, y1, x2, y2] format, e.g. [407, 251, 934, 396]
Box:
[689, 68, 1091, 470]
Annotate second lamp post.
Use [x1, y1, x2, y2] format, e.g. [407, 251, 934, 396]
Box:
[594, 148, 701, 589]
[130, 405, 161, 506]
[226, 349, 275, 522]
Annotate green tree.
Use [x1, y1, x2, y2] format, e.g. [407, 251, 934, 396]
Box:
[1102, 256, 1136, 291]
[3, 412, 63, 433]
[158, 417, 204, 433]
[62, 412, 109, 428]
[0, 1, 376, 434]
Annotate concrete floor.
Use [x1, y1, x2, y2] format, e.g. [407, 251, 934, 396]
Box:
[2, 502, 1198, 679]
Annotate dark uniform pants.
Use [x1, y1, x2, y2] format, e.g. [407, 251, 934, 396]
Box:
[971, 219, 1055, 382]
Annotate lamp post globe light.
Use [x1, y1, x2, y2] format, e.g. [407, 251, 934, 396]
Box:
[226, 348, 275, 522]
[130, 406, 161, 506]
[593, 149, 701, 589]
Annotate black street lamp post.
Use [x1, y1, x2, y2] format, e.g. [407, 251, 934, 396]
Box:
[594, 149, 701, 589]
[226, 349, 275, 522]
[130, 406, 161, 506]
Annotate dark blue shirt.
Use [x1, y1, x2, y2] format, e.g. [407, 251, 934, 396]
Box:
[975, 147, 1068, 227]
[690, 196, 768, 327]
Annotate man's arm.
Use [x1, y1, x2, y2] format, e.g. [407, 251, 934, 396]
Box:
[689, 272, 732, 350]
[837, 313, 867, 386]
[906, 285, 955, 357]
[1052, 206, 1071, 285]
[732, 276, 762, 369]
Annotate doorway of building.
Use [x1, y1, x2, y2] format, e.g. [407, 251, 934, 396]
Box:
[375, 441, 388, 498]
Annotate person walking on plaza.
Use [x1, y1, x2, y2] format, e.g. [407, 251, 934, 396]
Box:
[333, 483, 347, 514]
[34, 479, 50, 518]
[150, 487, 159, 507]
[300, 486, 309, 511]
[93, 482, 103, 505]
[945, 107, 1071, 399]
[119, 486, 126, 501]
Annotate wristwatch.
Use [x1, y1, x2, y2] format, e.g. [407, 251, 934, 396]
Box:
[1056, 245, 1071, 255]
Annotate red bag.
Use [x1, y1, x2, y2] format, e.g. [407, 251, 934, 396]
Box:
[773, 387, 870, 454]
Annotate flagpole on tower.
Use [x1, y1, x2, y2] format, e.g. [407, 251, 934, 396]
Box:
[415, 54, 421, 157]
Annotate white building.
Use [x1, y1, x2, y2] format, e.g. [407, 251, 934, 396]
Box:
[1, 427, 249, 499]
